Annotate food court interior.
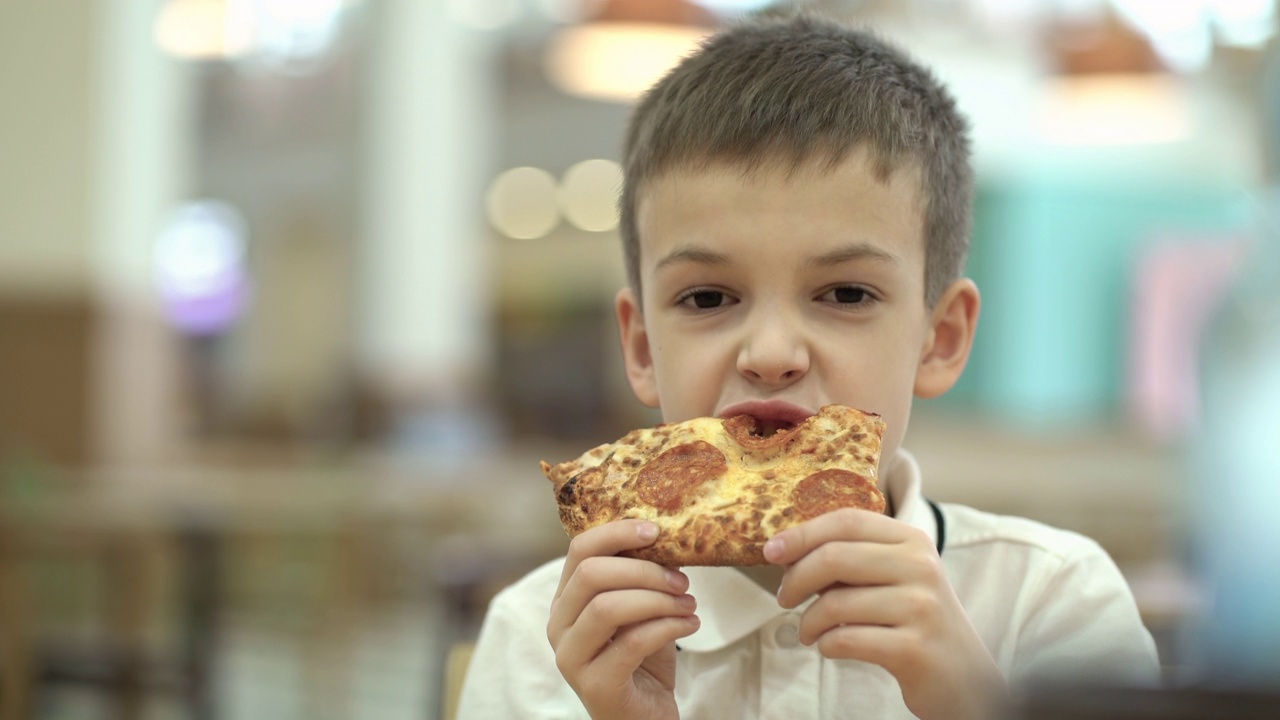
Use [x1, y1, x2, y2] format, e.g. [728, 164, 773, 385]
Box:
[2, 0, 1279, 718]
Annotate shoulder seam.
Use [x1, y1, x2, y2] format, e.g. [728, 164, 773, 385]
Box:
[937, 504, 1099, 564]
[944, 532, 1088, 564]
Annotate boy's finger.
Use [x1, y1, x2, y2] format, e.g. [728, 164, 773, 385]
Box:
[774, 541, 903, 609]
[588, 615, 701, 687]
[555, 520, 662, 599]
[811, 623, 900, 665]
[763, 508, 907, 565]
[549, 556, 689, 641]
[796, 584, 903, 645]
[554, 588, 697, 676]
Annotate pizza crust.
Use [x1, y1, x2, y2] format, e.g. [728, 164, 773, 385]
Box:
[541, 404, 886, 566]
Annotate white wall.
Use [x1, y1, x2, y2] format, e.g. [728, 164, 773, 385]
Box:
[0, 1, 95, 295]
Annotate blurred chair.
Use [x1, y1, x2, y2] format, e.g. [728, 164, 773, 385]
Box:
[0, 518, 34, 720]
[214, 506, 379, 720]
[428, 529, 558, 720]
[442, 642, 474, 720]
[0, 462, 217, 720]
[0, 523, 149, 718]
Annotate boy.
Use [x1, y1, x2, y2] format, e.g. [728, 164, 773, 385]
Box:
[458, 13, 1158, 719]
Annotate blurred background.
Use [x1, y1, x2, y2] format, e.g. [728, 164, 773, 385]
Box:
[1, 0, 1277, 718]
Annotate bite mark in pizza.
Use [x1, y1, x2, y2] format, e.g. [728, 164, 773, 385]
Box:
[540, 404, 886, 566]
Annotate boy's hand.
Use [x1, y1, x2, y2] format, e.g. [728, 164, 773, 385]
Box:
[765, 508, 1008, 720]
[547, 520, 700, 720]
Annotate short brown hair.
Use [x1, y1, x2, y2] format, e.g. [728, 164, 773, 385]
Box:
[620, 13, 973, 307]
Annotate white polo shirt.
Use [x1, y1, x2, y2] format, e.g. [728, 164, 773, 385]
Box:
[458, 450, 1160, 719]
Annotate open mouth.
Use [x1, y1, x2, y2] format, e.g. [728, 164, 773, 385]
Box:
[749, 418, 797, 438]
[718, 401, 814, 442]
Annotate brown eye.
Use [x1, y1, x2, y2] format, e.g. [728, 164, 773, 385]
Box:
[832, 287, 868, 304]
[679, 289, 730, 309]
[819, 285, 877, 309]
[692, 291, 725, 308]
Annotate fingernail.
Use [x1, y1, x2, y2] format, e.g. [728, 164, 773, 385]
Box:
[763, 537, 785, 563]
[677, 594, 697, 611]
[665, 569, 687, 591]
[637, 522, 659, 541]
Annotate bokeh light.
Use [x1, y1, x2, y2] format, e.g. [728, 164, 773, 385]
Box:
[153, 199, 250, 335]
[486, 166, 561, 239]
[558, 159, 623, 233]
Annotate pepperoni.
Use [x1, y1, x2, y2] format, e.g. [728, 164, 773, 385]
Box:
[792, 469, 884, 519]
[634, 441, 727, 511]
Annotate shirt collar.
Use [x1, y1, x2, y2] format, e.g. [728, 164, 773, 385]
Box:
[679, 448, 935, 653]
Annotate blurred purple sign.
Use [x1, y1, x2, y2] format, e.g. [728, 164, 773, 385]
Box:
[153, 199, 251, 336]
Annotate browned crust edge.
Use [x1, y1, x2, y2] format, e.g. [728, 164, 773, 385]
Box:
[621, 542, 767, 567]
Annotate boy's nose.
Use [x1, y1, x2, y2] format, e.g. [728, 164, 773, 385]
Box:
[737, 313, 810, 387]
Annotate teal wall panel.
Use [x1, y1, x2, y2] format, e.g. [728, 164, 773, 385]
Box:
[939, 176, 1251, 427]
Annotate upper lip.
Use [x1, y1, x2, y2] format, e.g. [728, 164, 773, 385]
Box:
[716, 400, 815, 424]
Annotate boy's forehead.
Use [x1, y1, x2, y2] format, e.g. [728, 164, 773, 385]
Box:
[636, 148, 924, 213]
[634, 149, 926, 257]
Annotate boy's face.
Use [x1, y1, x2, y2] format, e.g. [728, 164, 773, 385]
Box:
[616, 147, 976, 476]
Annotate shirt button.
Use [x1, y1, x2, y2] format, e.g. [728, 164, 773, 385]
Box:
[774, 621, 800, 649]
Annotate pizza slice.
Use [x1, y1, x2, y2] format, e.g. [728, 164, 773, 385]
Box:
[540, 404, 886, 566]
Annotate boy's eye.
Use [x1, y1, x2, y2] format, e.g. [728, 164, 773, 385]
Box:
[821, 286, 875, 306]
[678, 289, 731, 309]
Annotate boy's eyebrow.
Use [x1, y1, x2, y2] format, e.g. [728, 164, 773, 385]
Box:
[654, 242, 900, 273]
[654, 246, 732, 272]
[808, 243, 901, 267]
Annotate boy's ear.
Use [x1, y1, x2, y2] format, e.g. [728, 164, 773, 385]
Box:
[615, 287, 660, 408]
[914, 278, 981, 399]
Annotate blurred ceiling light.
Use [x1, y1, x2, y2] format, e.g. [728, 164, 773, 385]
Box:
[546, 23, 711, 102]
[487, 167, 561, 240]
[1038, 73, 1192, 146]
[1103, 0, 1277, 70]
[545, 0, 716, 103]
[687, 0, 779, 14]
[1110, 0, 1204, 41]
[154, 0, 252, 60]
[1050, 11, 1166, 75]
[154, 0, 348, 64]
[1211, 0, 1277, 47]
[1109, 0, 1212, 71]
[559, 159, 624, 232]
[248, 0, 345, 65]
